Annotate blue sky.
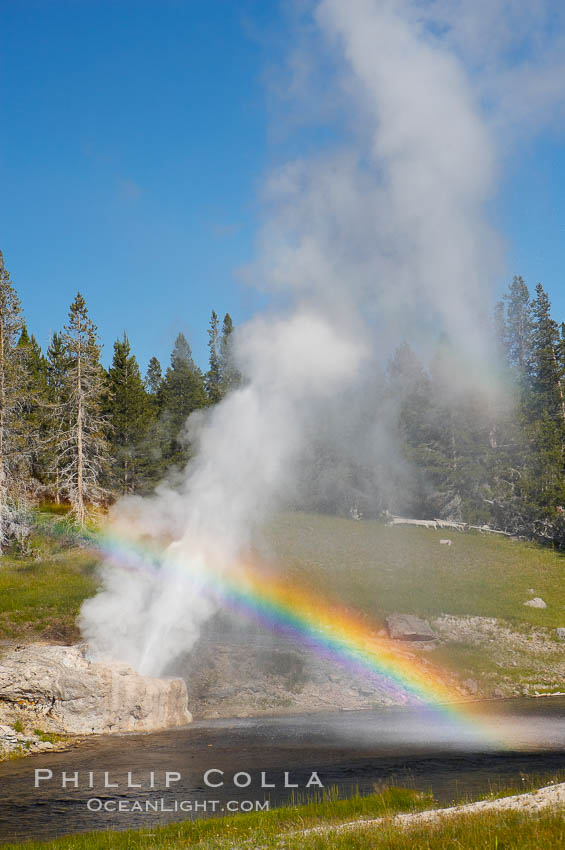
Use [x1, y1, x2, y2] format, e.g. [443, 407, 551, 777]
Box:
[1, 0, 564, 373]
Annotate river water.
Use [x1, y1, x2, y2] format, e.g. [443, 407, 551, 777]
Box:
[1, 698, 565, 842]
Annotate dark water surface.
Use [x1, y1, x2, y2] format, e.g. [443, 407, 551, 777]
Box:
[1, 698, 565, 843]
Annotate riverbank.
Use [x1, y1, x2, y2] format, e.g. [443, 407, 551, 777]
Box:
[2, 699, 565, 841]
[1, 782, 564, 849]
[303, 780, 565, 839]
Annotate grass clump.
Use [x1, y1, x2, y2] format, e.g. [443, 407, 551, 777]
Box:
[32, 729, 63, 744]
[0, 513, 99, 642]
[288, 808, 565, 849]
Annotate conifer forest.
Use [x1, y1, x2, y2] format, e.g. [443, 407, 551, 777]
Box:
[2, 250, 565, 548]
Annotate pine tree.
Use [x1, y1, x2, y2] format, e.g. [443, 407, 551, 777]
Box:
[0, 252, 29, 548]
[17, 326, 49, 488]
[106, 333, 151, 494]
[160, 332, 206, 466]
[145, 356, 163, 398]
[219, 313, 240, 394]
[57, 293, 109, 525]
[530, 283, 565, 424]
[205, 310, 221, 403]
[503, 275, 533, 375]
[493, 301, 507, 365]
[386, 343, 434, 516]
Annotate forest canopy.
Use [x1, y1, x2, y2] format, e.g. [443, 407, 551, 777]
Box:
[1, 252, 564, 548]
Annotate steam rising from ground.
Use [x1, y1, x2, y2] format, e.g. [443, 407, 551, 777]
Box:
[80, 0, 559, 675]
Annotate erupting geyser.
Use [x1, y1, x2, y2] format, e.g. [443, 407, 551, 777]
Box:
[79, 0, 557, 694]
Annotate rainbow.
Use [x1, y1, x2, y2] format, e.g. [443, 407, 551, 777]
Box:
[38, 515, 500, 742]
[217, 561, 461, 707]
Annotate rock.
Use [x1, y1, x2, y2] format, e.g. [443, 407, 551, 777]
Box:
[556, 628, 565, 641]
[386, 614, 436, 641]
[493, 688, 505, 698]
[439, 539, 452, 546]
[524, 597, 547, 608]
[463, 678, 479, 696]
[0, 645, 191, 735]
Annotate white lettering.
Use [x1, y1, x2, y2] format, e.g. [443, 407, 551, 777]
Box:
[260, 772, 275, 788]
[127, 772, 141, 788]
[104, 772, 118, 788]
[306, 772, 324, 788]
[62, 772, 79, 789]
[204, 769, 224, 788]
[284, 772, 298, 788]
[34, 769, 52, 787]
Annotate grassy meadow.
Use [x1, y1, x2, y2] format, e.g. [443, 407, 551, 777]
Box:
[265, 512, 565, 628]
[0, 512, 98, 644]
[264, 513, 565, 695]
[1, 509, 565, 693]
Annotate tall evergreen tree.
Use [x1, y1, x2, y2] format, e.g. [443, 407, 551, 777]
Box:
[493, 300, 507, 365]
[160, 333, 206, 466]
[530, 283, 565, 424]
[219, 313, 240, 395]
[57, 293, 109, 525]
[145, 356, 163, 397]
[17, 326, 48, 488]
[503, 275, 533, 375]
[386, 343, 434, 516]
[106, 333, 151, 494]
[134, 356, 169, 488]
[205, 310, 221, 403]
[0, 252, 29, 548]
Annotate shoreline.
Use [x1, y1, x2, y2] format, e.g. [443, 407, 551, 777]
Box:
[302, 781, 565, 838]
[3, 690, 565, 763]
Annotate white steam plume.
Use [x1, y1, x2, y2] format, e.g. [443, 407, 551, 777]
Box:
[79, 0, 557, 676]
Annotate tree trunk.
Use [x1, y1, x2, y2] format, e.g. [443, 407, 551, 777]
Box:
[551, 347, 565, 424]
[0, 318, 5, 552]
[76, 328, 84, 526]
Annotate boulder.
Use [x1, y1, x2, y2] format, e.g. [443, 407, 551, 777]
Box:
[0, 644, 191, 735]
[524, 597, 547, 609]
[556, 628, 565, 641]
[386, 614, 436, 641]
[463, 678, 479, 696]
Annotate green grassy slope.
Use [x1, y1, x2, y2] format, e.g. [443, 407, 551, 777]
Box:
[265, 513, 565, 628]
[0, 519, 98, 642]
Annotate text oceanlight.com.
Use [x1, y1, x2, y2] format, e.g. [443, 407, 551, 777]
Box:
[86, 798, 270, 813]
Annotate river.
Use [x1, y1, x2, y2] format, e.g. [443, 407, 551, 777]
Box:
[1, 698, 565, 842]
